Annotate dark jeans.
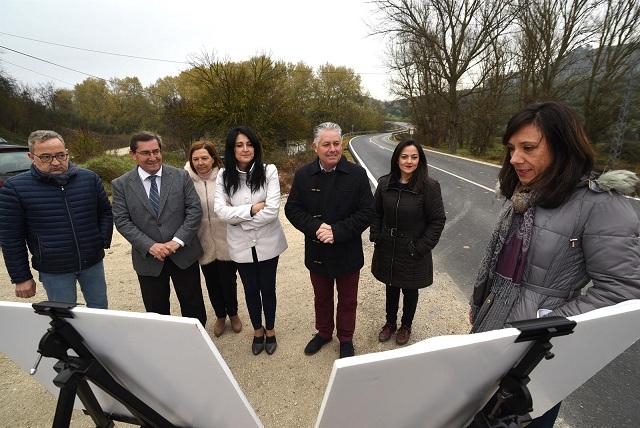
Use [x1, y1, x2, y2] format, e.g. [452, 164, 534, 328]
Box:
[201, 260, 238, 319]
[310, 271, 359, 343]
[386, 285, 418, 328]
[138, 259, 207, 326]
[236, 250, 279, 331]
[527, 402, 561, 428]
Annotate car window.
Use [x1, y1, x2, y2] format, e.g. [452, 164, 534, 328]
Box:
[0, 151, 31, 174]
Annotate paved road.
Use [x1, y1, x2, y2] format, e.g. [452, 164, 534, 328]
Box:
[349, 132, 640, 428]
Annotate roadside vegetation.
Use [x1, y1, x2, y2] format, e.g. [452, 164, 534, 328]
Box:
[373, 0, 640, 173]
[0, 55, 385, 153]
[1, 54, 387, 191]
[4, 1, 639, 177]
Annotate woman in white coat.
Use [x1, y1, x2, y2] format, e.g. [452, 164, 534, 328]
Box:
[185, 141, 242, 337]
[214, 126, 287, 355]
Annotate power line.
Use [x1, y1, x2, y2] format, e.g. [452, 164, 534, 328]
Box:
[0, 59, 75, 86]
[0, 31, 190, 64]
[0, 31, 388, 76]
[0, 44, 109, 81]
[0, 44, 388, 103]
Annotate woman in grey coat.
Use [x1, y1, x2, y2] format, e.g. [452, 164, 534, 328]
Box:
[470, 101, 640, 428]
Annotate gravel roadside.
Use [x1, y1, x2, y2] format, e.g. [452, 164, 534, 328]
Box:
[0, 198, 480, 427]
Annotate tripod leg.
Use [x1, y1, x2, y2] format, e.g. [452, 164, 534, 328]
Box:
[52, 370, 80, 428]
[77, 379, 114, 428]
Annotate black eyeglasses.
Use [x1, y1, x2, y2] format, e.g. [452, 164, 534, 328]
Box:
[33, 152, 69, 163]
[136, 149, 161, 157]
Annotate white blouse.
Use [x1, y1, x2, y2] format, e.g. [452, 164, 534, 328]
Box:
[214, 164, 288, 263]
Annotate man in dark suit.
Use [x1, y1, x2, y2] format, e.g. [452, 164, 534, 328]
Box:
[112, 131, 207, 325]
[285, 122, 374, 358]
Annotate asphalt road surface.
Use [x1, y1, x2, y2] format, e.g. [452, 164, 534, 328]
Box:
[349, 132, 640, 428]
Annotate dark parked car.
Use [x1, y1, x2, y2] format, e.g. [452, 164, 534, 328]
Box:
[0, 141, 31, 188]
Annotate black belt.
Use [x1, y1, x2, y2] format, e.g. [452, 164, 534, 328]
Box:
[383, 227, 412, 238]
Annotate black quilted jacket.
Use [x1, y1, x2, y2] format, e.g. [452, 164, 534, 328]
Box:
[370, 173, 446, 289]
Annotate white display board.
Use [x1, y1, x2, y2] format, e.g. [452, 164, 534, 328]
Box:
[527, 300, 640, 416]
[315, 300, 640, 428]
[0, 301, 262, 428]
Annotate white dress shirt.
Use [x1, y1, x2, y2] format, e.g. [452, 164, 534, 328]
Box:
[137, 165, 163, 197]
[136, 166, 184, 247]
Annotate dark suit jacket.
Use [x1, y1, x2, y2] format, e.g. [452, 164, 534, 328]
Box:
[112, 165, 203, 276]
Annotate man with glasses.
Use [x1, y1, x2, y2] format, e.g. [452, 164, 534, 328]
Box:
[0, 130, 113, 308]
[111, 131, 207, 326]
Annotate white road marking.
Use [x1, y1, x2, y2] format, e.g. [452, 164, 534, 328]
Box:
[356, 133, 640, 201]
[425, 149, 501, 168]
[349, 136, 378, 187]
[429, 165, 496, 193]
[353, 135, 496, 193]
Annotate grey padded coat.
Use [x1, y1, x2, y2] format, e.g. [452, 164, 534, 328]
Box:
[501, 174, 640, 322]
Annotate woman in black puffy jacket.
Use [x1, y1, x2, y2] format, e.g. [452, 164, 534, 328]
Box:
[370, 140, 446, 345]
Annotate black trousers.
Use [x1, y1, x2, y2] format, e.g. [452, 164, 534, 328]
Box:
[138, 258, 207, 326]
[201, 259, 238, 319]
[386, 285, 419, 328]
[236, 250, 279, 331]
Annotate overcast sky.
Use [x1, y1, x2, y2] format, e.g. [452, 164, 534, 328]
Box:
[0, 0, 395, 100]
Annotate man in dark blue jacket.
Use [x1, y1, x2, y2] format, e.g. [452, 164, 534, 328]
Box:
[0, 130, 113, 308]
[285, 122, 374, 358]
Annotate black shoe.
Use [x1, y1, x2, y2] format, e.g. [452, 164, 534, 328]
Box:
[339, 341, 355, 358]
[252, 335, 265, 355]
[265, 335, 277, 355]
[304, 333, 331, 355]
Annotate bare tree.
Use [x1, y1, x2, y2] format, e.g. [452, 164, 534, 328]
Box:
[387, 36, 447, 147]
[466, 37, 514, 155]
[515, 0, 602, 103]
[582, 0, 640, 142]
[374, 0, 516, 152]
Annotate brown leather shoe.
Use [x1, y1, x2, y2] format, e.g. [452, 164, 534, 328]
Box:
[396, 325, 411, 345]
[230, 315, 242, 333]
[378, 323, 397, 342]
[213, 317, 226, 337]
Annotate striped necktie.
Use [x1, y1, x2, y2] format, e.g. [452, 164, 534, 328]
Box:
[148, 175, 160, 216]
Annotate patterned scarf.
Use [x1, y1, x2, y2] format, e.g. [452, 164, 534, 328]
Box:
[470, 185, 537, 332]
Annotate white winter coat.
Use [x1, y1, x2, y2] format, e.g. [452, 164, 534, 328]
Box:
[184, 162, 231, 264]
[214, 164, 288, 263]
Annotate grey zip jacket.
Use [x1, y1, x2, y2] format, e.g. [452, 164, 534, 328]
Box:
[506, 170, 640, 322]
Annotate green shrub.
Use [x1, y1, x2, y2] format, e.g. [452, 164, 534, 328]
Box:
[66, 129, 104, 163]
[161, 151, 187, 168]
[81, 154, 135, 182]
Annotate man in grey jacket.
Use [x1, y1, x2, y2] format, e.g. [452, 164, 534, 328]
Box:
[112, 131, 207, 325]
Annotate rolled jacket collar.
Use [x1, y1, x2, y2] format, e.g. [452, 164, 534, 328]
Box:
[31, 163, 78, 186]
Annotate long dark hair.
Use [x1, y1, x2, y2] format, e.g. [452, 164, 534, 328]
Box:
[498, 101, 594, 208]
[390, 139, 428, 188]
[222, 126, 266, 195]
[188, 140, 222, 172]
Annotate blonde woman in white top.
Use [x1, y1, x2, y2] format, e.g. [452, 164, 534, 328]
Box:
[214, 126, 287, 355]
[185, 141, 242, 337]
